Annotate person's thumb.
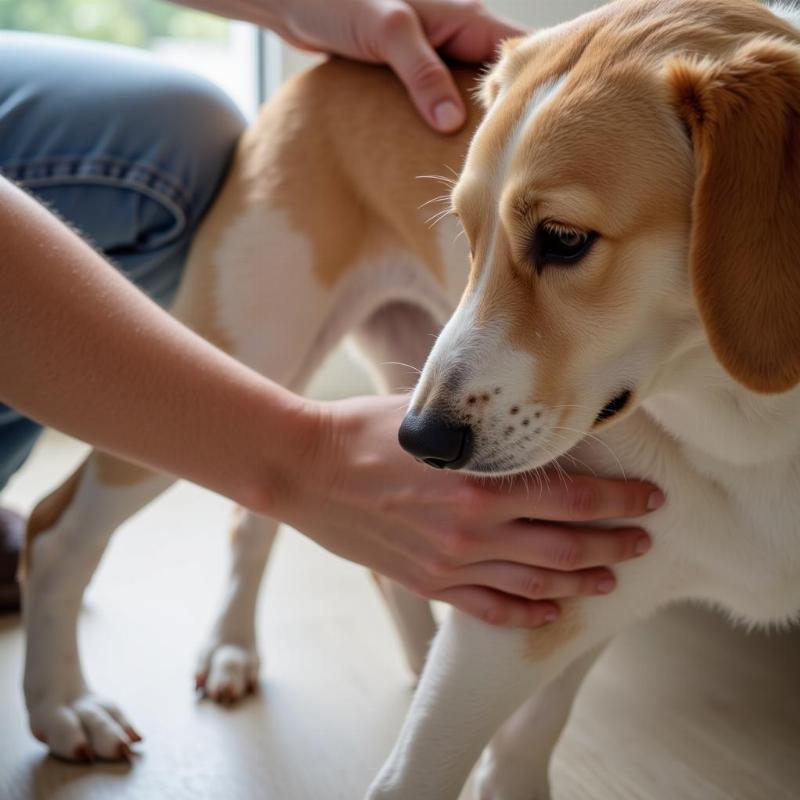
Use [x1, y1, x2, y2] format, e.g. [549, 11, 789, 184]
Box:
[375, 5, 466, 132]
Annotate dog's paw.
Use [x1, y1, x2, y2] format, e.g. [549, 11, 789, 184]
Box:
[29, 694, 141, 762]
[194, 642, 259, 705]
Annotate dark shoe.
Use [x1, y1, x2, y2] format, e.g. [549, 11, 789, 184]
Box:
[0, 507, 23, 613]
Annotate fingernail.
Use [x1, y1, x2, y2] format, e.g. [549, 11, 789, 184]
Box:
[635, 536, 651, 556]
[543, 608, 559, 623]
[596, 578, 615, 594]
[432, 100, 464, 132]
[647, 490, 666, 511]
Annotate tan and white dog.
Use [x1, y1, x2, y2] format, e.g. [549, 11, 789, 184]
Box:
[21, 0, 800, 798]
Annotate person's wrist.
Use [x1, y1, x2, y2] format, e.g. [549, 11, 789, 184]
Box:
[255, 395, 334, 521]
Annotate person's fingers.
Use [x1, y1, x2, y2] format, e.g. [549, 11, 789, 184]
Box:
[472, 475, 665, 524]
[374, 4, 466, 132]
[432, 586, 560, 628]
[472, 522, 651, 571]
[440, 562, 616, 599]
[430, 7, 529, 62]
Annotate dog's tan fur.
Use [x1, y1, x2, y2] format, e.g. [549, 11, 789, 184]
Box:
[22, 464, 85, 577]
[668, 37, 800, 392]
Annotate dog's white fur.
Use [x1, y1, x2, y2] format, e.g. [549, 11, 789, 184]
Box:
[20, 1, 800, 797]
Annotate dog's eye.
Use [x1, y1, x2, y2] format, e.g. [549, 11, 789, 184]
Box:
[533, 223, 597, 273]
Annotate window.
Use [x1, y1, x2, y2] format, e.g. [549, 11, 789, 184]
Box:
[0, 0, 260, 115]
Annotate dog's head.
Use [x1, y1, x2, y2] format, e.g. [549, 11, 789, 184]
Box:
[400, 0, 800, 474]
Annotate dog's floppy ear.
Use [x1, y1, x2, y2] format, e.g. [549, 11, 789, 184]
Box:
[666, 38, 800, 393]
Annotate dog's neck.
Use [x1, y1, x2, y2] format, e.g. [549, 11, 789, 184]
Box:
[642, 343, 800, 471]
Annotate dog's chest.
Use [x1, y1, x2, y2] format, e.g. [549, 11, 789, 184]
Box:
[573, 413, 800, 625]
[678, 451, 800, 621]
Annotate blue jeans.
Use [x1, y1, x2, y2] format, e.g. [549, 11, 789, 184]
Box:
[0, 32, 246, 491]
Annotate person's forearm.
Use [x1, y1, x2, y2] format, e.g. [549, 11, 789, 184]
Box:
[170, 0, 280, 30]
[0, 177, 313, 512]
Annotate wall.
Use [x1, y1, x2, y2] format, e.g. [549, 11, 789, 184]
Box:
[488, 0, 599, 27]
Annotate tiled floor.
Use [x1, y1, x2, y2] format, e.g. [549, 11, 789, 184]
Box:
[1, 428, 799, 800]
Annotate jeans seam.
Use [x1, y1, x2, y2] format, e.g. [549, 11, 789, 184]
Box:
[1, 154, 192, 204]
[1, 155, 191, 257]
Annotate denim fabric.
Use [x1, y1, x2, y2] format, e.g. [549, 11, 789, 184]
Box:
[0, 32, 246, 490]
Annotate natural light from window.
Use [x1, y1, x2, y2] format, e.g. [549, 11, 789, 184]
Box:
[0, 0, 258, 116]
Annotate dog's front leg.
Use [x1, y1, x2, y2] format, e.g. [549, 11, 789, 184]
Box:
[194, 508, 278, 702]
[473, 644, 606, 800]
[366, 611, 577, 800]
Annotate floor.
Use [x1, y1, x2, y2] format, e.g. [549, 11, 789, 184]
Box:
[1, 423, 799, 800]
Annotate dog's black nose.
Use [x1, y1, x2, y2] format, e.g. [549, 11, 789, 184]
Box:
[398, 412, 473, 469]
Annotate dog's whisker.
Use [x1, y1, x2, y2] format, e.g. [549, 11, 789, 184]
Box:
[548, 439, 599, 479]
[418, 194, 454, 211]
[380, 361, 422, 375]
[453, 228, 467, 243]
[416, 173, 457, 189]
[425, 207, 455, 228]
[551, 426, 628, 481]
[443, 164, 460, 180]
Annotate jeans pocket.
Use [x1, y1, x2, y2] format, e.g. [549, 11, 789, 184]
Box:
[3, 154, 190, 262]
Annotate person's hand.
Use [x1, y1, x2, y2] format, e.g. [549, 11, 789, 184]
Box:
[264, 0, 527, 132]
[275, 395, 663, 629]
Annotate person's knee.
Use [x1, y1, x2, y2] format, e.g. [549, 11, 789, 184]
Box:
[0, 35, 247, 305]
[122, 72, 247, 305]
[137, 70, 246, 227]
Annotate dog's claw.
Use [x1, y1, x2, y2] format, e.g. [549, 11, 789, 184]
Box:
[195, 641, 259, 706]
[219, 687, 234, 706]
[73, 743, 94, 764]
[125, 726, 142, 744]
[116, 742, 132, 762]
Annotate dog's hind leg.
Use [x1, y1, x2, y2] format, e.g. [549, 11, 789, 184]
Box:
[352, 302, 442, 678]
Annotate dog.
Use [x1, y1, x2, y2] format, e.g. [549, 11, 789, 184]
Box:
[21, 1, 800, 798]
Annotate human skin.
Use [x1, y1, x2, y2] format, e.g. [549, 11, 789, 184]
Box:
[172, 0, 526, 132]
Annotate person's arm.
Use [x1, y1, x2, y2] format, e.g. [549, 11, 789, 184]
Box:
[171, 0, 526, 132]
[0, 177, 660, 627]
[0, 176, 308, 513]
